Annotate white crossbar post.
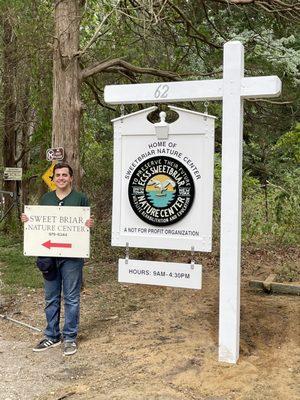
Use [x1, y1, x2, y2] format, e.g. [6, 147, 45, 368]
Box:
[104, 40, 282, 365]
[218, 41, 244, 363]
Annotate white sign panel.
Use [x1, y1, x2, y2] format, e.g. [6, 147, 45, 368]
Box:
[4, 167, 22, 181]
[23, 205, 90, 258]
[112, 106, 215, 252]
[119, 259, 202, 290]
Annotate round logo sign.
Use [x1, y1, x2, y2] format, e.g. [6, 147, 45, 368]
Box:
[128, 156, 195, 226]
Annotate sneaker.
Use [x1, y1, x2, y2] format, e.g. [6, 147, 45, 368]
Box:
[63, 341, 77, 356]
[33, 338, 61, 352]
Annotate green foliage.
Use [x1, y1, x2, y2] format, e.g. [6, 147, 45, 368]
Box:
[214, 148, 299, 246]
[81, 102, 114, 219]
[1, 0, 299, 268]
[276, 262, 300, 283]
[0, 233, 43, 291]
[242, 171, 299, 245]
[0, 213, 22, 235]
[274, 123, 300, 166]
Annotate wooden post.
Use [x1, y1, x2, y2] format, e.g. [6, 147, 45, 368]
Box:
[219, 41, 244, 363]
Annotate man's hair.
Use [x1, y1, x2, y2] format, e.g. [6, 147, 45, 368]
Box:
[52, 162, 74, 177]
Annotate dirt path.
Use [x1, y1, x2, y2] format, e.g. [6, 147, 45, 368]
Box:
[0, 250, 299, 400]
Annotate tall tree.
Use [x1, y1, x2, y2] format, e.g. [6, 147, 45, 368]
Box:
[52, 0, 82, 186]
[2, 0, 298, 194]
[52, 0, 183, 188]
[1, 8, 17, 198]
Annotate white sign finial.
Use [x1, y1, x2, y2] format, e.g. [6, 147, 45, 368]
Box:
[159, 111, 166, 122]
[155, 111, 169, 139]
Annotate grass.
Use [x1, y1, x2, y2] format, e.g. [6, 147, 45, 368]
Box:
[276, 262, 300, 283]
[0, 233, 43, 292]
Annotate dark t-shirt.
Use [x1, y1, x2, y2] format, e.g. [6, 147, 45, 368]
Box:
[39, 190, 89, 207]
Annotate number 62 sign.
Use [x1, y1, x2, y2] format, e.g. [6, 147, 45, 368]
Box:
[154, 84, 169, 99]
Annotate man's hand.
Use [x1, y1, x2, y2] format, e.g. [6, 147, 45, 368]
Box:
[85, 216, 94, 228]
[21, 213, 29, 223]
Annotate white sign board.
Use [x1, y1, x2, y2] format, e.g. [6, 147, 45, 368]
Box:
[23, 205, 90, 258]
[4, 167, 22, 181]
[112, 106, 215, 252]
[119, 259, 202, 290]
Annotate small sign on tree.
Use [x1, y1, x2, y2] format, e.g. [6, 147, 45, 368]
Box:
[3, 167, 22, 181]
[46, 147, 64, 161]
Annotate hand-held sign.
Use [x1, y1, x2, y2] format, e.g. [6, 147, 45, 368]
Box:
[21, 213, 94, 228]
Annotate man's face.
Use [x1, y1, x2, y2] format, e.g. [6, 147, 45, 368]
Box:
[53, 167, 73, 190]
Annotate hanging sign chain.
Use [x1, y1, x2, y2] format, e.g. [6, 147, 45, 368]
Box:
[190, 246, 195, 270]
[120, 104, 125, 117]
[125, 242, 129, 264]
[204, 101, 209, 121]
[204, 101, 209, 114]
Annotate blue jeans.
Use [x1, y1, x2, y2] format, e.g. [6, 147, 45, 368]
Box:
[43, 258, 84, 342]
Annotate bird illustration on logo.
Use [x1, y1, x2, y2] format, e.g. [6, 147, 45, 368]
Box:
[146, 174, 176, 207]
[147, 177, 176, 196]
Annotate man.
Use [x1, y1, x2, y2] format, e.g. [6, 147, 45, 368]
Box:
[21, 162, 93, 356]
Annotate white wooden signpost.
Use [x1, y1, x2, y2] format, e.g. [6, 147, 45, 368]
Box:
[104, 41, 282, 363]
[23, 205, 90, 258]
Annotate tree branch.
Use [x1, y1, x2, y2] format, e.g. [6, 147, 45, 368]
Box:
[166, 0, 222, 49]
[212, 0, 300, 20]
[14, 148, 31, 165]
[81, 58, 181, 80]
[201, 1, 228, 41]
[246, 99, 293, 105]
[81, 57, 220, 81]
[77, 5, 118, 58]
[84, 80, 117, 111]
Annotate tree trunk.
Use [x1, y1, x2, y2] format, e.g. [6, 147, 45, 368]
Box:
[20, 85, 35, 207]
[2, 11, 17, 209]
[52, 0, 82, 189]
